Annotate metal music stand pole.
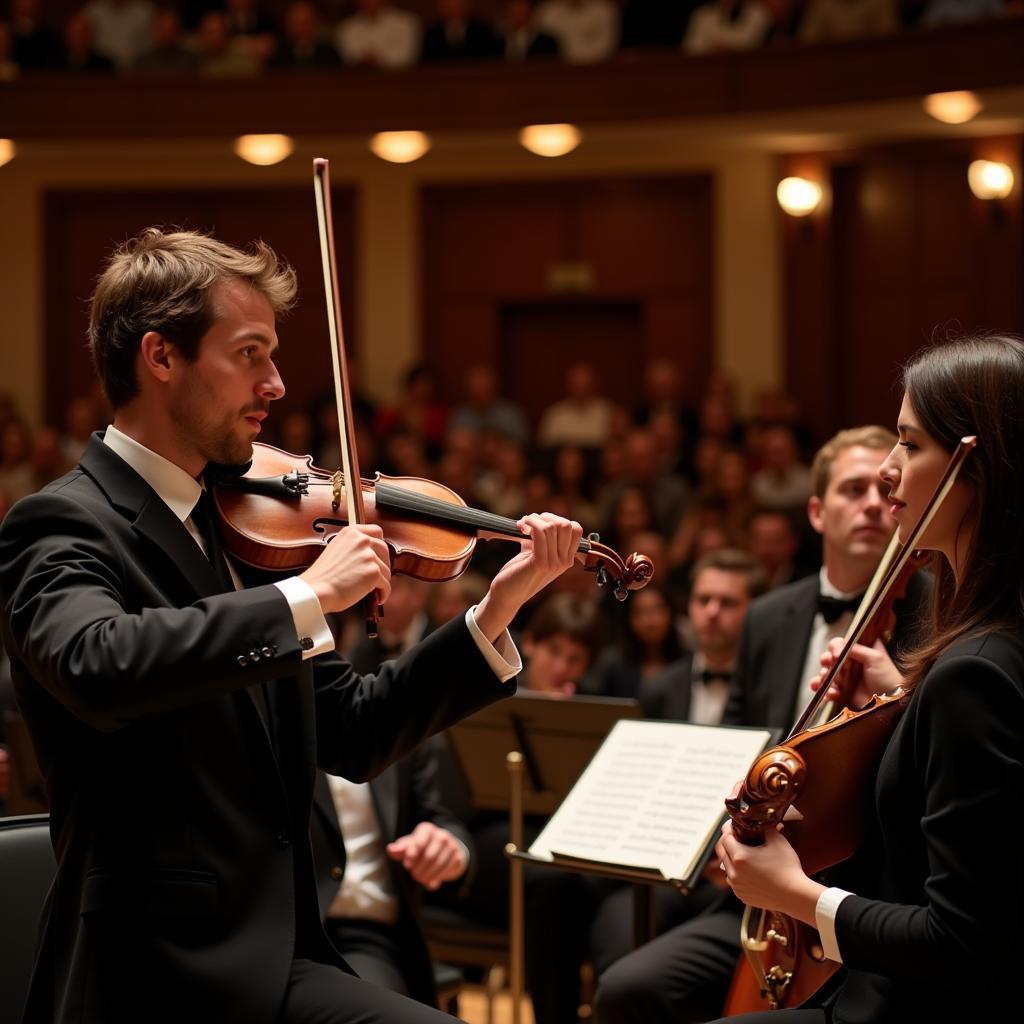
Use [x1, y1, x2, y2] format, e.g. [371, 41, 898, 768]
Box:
[505, 751, 525, 1024]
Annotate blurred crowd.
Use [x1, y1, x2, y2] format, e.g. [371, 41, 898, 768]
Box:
[0, 357, 825, 665]
[1, 0, 1020, 79]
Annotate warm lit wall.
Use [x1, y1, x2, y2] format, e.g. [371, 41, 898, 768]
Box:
[0, 131, 783, 426]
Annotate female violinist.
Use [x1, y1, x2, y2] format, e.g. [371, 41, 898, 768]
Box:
[713, 334, 1024, 1023]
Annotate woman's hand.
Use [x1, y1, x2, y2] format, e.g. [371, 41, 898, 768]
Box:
[809, 636, 905, 709]
[715, 822, 824, 926]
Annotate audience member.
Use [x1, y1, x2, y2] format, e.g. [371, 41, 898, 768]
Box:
[800, 0, 899, 40]
[449, 364, 529, 444]
[10, 0, 63, 69]
[496, 0, 560, 60]
[426, 571, 489, 630]
[683, 0, 771, 54]
[60, 394, 105, 466]
[602, 483, 656, 553]
[346, 576, 432, 674]
[0, 19, 21, 79]
[920, 0, 1004, 24]
[549, 445, 598, 525]
[0, 421, 35, 504]
[133, 6, 200, 73]
[584, 582, 686, 699]
[335, 0, 422, 68]
[375, 365, 449, 457]
[223, 0, 279, 63]
[83, 0, 155, 69]
[29, 426, 70, 489]
[619, 0, 689, 49]
[60, 11, 115, 71]
[272, 0, 343, 67]
[421, 0, 502, 61]
[749, 423, 813, 510]
[195, 9, 262, 75]
[534, 0, 619, 64]
[474, 438, 529, 518]
[747, 506, 807, 588]
[536, 361, 615, 448]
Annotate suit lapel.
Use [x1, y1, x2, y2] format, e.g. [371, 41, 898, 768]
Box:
[369, 766, 399, 840]
[771, 577, 819, 727]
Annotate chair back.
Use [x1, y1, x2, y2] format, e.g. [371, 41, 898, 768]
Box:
[0, 815, 54, 1022]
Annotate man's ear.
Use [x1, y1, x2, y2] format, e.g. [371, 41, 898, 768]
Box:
[138, 331, 175, 385]
[806, 494, 824, 537]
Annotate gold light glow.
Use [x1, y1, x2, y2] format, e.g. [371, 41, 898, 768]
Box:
[923, 91, 982, 125]
[233, 134, 295, 166]
[369, 131, 431, 164]
[0, 139, 16, 168]
[776, 177, 823, 217]
[968, 160, 1014, 200]
[519, 124, 582, 158]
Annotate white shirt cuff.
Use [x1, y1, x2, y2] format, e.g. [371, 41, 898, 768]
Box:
[273, 577, 335, 660]
[464, 605, 522, 683]
[815, 886, 853, 963]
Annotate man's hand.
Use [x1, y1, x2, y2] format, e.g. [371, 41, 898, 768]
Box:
[300, 524, 392, 615]
[386, 822, 468, 891]
[474, 513, 583, 643]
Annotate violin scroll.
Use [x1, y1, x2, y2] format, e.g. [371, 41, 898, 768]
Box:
[580, 534, 655, 601]
[725, 746, 807, 846]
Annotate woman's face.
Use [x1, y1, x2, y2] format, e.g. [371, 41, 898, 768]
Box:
[629, 588, 671, 648]
[879, 393, 975, 567]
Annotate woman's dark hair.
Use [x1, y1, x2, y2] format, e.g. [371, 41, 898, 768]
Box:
[900, 333, 1024, 683]
[525, 593, 607, 662]
[622, 582, 684, 664]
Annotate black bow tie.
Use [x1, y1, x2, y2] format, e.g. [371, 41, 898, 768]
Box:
[699, 668, 732, 685]
[817, 593, 864, 625]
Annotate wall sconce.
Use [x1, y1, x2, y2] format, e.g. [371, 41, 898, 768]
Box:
[234, 134, 294, 166]
[967, 160, 1014, 200]
[923, 91, 982, 125]
[519, 124, 582, 158]
[369, 131, 431, 164]
[0, 139, 16, 168]
[776, 177, 823, 217]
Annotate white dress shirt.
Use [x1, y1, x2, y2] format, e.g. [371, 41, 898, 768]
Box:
[335, 8, 421, 70]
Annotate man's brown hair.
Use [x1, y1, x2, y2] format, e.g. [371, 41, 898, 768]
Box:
[810, 426, 897, 499]
[88, 228, 298, 408]
[524, 593, 606, 664]
[690, 547, 768, 601]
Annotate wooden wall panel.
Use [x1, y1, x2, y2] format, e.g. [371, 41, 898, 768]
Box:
[422, 175, 713, 415]
[786, 138, 1024, 442]
[43, 187, 355, 428]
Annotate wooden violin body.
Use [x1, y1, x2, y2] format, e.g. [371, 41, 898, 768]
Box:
[213, 443, 655, 599]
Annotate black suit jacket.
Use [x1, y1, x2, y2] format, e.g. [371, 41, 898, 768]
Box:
[723, 572, 930, 731]
[0, 435, 511, 1024]
[637, 653, 696, 720]
[420, 19, 501, 61]
[826, 631, 1024, 1022]
[310, 744, 473, 1005]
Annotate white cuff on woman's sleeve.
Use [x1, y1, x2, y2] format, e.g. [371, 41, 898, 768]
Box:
[815, 887, 853, 963]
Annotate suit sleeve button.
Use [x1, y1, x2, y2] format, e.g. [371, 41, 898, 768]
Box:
[276, 830, 292, 848]
[330, 866, 343, 881]
[300, 636, 314, 651]
[261, 647, 274, 658]
[249, 649, 260, 663]
[237, 655, 249, 667]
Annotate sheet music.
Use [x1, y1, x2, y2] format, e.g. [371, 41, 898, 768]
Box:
[529, 720, 772, 882]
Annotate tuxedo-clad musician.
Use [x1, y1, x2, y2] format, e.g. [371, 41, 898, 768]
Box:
[596, 424, 929, 1023]
[0, 229, 584, 1024]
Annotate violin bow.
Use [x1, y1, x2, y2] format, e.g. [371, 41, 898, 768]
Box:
[313, 157, 381, 637]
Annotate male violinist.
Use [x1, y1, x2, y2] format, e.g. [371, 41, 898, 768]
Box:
[594, 425, 930, 1024]
[0, 228, 583, 1024]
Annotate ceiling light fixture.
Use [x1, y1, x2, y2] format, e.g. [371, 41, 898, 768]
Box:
[923, 91, 982, 125]
[369, 131, 431, 164]
[519, 124, 582, 158]
[234, 134, 295, 166]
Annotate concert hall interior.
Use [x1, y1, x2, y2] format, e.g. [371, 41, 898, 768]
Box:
[1, 3, 1023, 1023]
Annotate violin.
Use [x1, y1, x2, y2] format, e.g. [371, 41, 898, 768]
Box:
[212, 443, 654, 600]
[723, 435, 975, 1010]
[211, 158, 654, 624]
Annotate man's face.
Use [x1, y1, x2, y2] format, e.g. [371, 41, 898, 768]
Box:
[688, 567, 750, 662]
[748, 514, 796, 573]
[522, 633, 591, 698]
[808, 445, 893, 562]
[167, 280, 284, 468]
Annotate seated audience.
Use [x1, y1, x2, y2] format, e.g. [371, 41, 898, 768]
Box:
[750, 423, 813, 510]
[800, 0, 899, 40]
[335, 0, 422, 69]
[449, 364, 530, 444]
[375, 364, 449, 458]
[683, 0, 771, 54]
[534, 0, 619, 64]
[10, 0, 63, 69]
[83, 0, 155, 69]
[272, 0, 342, 67]
[0, 20, 18, 80]
[496, 0, 560, 60]
[60, 11, 114, 71]
[195, 9, 262, 75]
[537, 361, 615, 449]
[421, 0, 502, 61]
[619, 0, 689, 48]
[748, 506, 810, 589]
[345, 576, 433, 674]
[132, 5, 199, 72]
[223, 0, 279, 64]
[921, 0, 1004, 24]
[0, 420, 34, 504]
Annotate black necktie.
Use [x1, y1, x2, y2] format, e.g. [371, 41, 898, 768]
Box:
[190, 489, 235, 594]
[699, 669, 732, 686]
[817, 593, 864, 625]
